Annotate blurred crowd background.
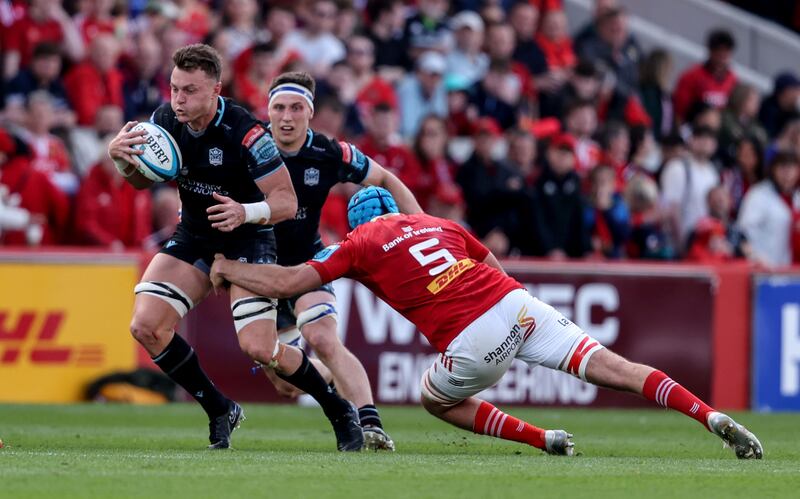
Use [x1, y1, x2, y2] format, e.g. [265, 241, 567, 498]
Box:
[0, 0, 799, 268]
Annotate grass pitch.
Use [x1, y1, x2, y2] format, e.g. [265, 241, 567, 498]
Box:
[0, 403, 797, 498]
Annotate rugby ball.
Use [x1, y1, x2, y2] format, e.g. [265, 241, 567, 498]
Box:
[131, 122, 181, 182]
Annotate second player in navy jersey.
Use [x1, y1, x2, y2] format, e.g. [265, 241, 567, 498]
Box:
[263, 71, 423, 451]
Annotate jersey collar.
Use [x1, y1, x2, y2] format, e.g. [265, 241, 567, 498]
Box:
[213, 96, 226, 127]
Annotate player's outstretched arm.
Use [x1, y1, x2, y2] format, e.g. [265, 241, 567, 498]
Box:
[483, 252, 507, 275]
[362, 161, 423, 214]
[107, 121, 154, 190]
[210, 254, 323, 298]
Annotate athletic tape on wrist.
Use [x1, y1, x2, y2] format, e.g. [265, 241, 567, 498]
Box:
[243, 201, 271, 225]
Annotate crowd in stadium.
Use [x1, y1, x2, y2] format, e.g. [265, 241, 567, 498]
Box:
[0, 0, 798, 268]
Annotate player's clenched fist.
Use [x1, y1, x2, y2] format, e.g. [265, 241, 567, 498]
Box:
[207, 192, 246, 232]
[108, 121, 148, 167]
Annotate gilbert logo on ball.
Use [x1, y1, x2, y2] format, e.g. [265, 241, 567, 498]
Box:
[132, 122, 182, 182]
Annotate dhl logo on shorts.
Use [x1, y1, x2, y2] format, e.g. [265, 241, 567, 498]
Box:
[516, 305, 536, 341]
[0, 310, 104, 366]
[426, 259, 475, 295]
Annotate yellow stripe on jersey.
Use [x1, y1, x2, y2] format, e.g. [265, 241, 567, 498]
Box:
[426, 259, 475, 295]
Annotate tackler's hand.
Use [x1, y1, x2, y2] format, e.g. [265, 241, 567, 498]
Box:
[207, 192, 246, 232]
[210, 253, 228, 293]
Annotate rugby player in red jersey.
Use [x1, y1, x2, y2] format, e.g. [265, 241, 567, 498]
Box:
[210, 186, 763, 459]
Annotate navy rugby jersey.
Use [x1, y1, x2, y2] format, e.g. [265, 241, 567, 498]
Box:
[272, 128, 370, 265]
[151, 97, 284, 238]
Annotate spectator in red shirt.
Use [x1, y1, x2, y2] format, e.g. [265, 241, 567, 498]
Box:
[358, 102, 425, 197]
[73, 140, 152, 250]
[413, 114, 459, 210]
[64, 33, 124, 126]
[2, 0, 84, 79]
[75, 0, 117, 45]
[174, 0, 213, 44]
[0, 127, 69, 246]
[21, 90, 78, 195]
[346, 35, 399, 116]
[233, 42, 277, 121]
[536, 9, 576, 71]
[673, 29, 738, 125]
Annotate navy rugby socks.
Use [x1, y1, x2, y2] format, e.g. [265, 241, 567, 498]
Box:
[276, 350, 351, 421]
[358, 405, 383, 428]
[152, 333, 229, 418]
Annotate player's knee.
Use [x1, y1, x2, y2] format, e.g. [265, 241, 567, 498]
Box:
[301, 322, 339, 361]
[129, 316, 167, 345]
[237, 333, 278, 364]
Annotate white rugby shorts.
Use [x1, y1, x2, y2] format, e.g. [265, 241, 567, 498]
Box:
[421, 288, 604, 406]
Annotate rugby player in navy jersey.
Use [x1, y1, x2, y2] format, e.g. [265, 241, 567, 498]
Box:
[263, 71, 423, 450]
[107, 45, 363, 451]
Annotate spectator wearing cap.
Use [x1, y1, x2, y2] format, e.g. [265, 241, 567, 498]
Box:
[686, 185, 751, 263]
[759, 72, 800, 139]
[737, 150, 800, 267]
[413, 114, 458, 210]
[0, 128, 69, 246]
[535, 9, 576, 72]
[528, 133, 589, 258]
[64, 33, 124, 127]
[3, 42, 73, 128]
[358, 103, 425, 197]
[660, 125, 721, 251]
[365, 0, 408, 76]
[402, 0, 453, 63]
[574, 6, 642, 95]
[347, 36, 399, 118]
[456, 117, 527, 256]
[121, 32, 169, 122]
[396, 51, 448, 139]
[73, 136, 152, 250]
[673, 29, 738, 125]
[718, 83, 768, 165]
[281, 0, 345, 78]
[445, 11, 488, 87]
[2, 0, 85, 80]
[584, 164, 631, 259]
[638, 48, 675, 141]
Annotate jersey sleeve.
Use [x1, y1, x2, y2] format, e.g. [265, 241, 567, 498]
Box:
[449, 220, 490, 261]
[241, 123, 285, 181]
[332, 139, 371, 184]
[306, 236, 358, 283]
[149, 103, 174, 128]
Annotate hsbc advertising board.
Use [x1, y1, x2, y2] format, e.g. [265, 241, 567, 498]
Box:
[190, 263, 715, 407]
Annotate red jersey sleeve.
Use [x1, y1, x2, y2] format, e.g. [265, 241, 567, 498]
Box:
[447, 220, 490, 261]
[306, 235, 359, 283]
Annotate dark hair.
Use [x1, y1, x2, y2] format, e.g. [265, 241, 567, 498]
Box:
[172, 44, 222, 81]
[315, 94, 345, 114]
[252, 42, 276, 56]
[269, 71, 316, 95]
[707, 29, 735, 51]
[769, 150, 800, 170]
[365, 0, 402, 22]
[574, 59, 600, 78]
[599, 120, 629, 150]
[413, 114, 448, 162]
[564, 98, 595, 117]
[735, 135, 765, 181]
[32, 42, 61, 59]
[639, 48, 671, 88]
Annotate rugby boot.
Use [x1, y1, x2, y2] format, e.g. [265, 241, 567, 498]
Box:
[363, 425, 396, 452]
[707, 412, 763, 459]
[544, 429, 575, 456]
[208, 401, 245, 449]
[332, 403, 364, 451]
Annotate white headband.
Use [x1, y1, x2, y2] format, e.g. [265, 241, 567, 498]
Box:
[269, 83, 314, 111]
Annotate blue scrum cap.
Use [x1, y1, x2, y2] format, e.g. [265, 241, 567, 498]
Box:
[347, 186, 399, 229]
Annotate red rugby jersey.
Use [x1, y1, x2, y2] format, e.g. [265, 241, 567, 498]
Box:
[307, 213, 522, 352]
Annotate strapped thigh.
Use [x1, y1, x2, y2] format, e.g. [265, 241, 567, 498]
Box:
[296, 302, 337, 330]
[558, 333, 605, 382]
[134, 281, 194, 318]
[231, 296, 277, 334]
